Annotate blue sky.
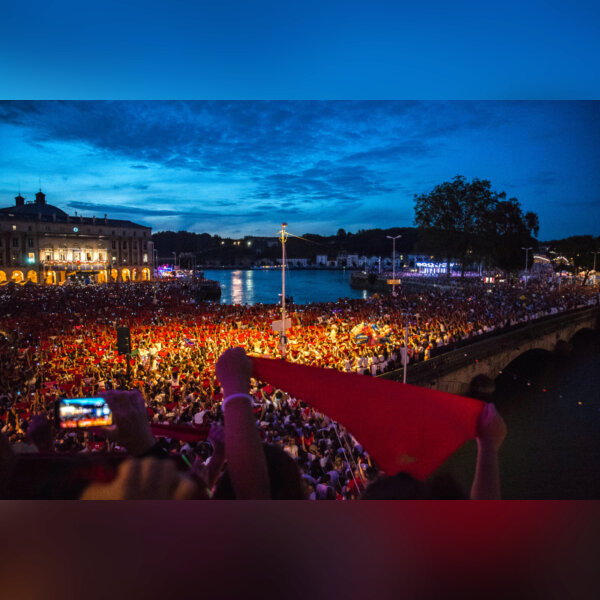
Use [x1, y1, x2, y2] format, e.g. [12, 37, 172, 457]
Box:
[0, 101, 598, 239]
[2, 1, 599, 99]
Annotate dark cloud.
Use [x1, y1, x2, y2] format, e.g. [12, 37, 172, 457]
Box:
[1, 101, 599, 238]
[66, 200, 275, 221]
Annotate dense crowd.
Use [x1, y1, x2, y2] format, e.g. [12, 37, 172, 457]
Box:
[0, 277, 597, 499]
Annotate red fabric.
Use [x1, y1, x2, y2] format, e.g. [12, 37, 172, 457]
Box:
[251, 357, 483, 480]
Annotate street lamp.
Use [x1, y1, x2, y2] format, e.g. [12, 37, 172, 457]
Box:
[521, 247, 533, 287]
[279, 223, 288, 358]
[172, 251, 177, 270]
[386, 235, 401, 296]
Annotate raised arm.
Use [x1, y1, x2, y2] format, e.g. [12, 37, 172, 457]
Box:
[470, 402, 507, 500]
[204, 422, 226, 489]
[216, 347, 270, 499]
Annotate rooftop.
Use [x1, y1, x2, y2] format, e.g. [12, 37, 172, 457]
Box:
[0, 191, 150, 230]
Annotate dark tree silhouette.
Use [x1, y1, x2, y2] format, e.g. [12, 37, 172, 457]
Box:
[414, 175, 539, 276]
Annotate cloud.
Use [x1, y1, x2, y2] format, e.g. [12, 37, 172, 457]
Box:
[66, 199, 279, 222]
[1, 100, 599, 239]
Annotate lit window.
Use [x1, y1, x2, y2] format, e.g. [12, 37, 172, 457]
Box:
[27, 252, 35, 264]
[12, 225, 16, 231]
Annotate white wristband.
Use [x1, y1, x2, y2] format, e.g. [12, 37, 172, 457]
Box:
[222, 393, 255, 409]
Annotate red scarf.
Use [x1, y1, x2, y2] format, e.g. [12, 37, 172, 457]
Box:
[251, 357, 482, 480]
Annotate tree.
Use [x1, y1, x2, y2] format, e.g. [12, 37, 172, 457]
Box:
[414, 176, 499, 277]
[487, 198, 539, 273]
[414, 176, 539, 277]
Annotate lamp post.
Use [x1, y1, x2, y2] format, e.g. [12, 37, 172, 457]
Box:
[402, 313, 409, 384]
[521, 247, 533, 287]
[279, 223, 288, 358]
[386, 235, 401, 296]
[172, 251, 177, 270]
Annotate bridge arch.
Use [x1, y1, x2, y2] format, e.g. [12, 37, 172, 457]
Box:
[569, 327, 595, 344]
[496, 348, 554, 377]
[467, 347, 554, 397]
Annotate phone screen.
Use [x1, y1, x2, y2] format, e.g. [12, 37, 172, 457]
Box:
[56, 397, 112, 429]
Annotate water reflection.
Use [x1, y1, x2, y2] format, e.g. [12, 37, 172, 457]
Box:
[246, 270, 255, 304]
[230, 270, 243, 305]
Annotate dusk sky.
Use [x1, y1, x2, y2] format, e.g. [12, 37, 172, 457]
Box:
[0, 101, 598, 240]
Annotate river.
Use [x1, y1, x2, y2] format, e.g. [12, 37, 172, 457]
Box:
[203, 268, 369, 304]
[438, 329, 600, 499]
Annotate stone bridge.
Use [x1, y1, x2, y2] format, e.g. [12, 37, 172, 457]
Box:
[379, 305, 600, 397]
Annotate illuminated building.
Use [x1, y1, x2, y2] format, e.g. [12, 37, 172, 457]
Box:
[0, 190, 153, 284]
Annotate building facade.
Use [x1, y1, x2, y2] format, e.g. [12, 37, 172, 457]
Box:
[0, 191, 153, 285]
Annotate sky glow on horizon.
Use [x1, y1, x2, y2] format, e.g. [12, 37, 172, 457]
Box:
[0, 100, 598, 240]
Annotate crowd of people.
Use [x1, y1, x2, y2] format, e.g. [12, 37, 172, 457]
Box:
[0, 277, 597, 499]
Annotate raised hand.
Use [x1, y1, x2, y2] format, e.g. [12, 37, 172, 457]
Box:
[100, 389, 156, 456]
[215, 347, 252, 398]
[476, 402, 507, 451]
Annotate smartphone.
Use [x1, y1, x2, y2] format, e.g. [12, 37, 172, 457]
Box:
[55, 397, 112, 429]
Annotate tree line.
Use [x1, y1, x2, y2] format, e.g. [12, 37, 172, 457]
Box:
[152, 175, 597, 275]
